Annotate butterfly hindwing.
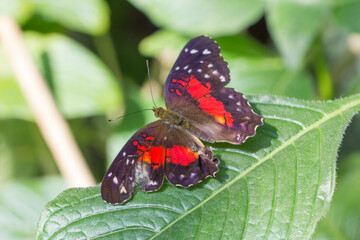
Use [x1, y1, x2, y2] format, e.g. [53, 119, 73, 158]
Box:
[101, 121, 165, 204]
[101, 120, 219, 204]
[164, 35, 263, 144]
[163, 125, 219, 187]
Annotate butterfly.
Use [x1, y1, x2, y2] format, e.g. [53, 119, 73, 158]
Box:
[101, 35, 263, 204]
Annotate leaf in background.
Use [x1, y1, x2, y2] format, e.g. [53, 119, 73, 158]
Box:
[0, 176, 66, 240]
[0, 32, 123, 119]
[140, 31, 315, 99]
[0, 0, 33, 24]
[266, 0, 328, 69]
[129, 0, 265, 37]
[35, 94, 360, 239]
[343, 74, 360, 96]
[313, 152, 360, 239]
[30, 0, 110, 35]
[228, 57, 315, 99]
[334, 1, 360, 33]
[0, 120, 57, 182]
[139, 30, 189, 59]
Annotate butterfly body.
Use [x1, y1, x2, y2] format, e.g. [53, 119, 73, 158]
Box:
[101, 36, 263, 205]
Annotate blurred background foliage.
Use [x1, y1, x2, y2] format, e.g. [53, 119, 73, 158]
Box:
[0, 0, 360, 239]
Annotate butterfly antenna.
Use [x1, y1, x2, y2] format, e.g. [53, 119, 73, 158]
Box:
[146, 59, 158, 108]
[108, 109, 153, 122]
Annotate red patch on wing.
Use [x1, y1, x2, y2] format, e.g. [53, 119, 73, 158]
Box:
[134, 143, 165, 169]
[172, 76, 234, 127]
[168, 145, 199, 166]
[133, 141, 198, 168]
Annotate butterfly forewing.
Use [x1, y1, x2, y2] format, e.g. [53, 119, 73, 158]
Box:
[164, 35, 263, 144]
[164, 36, 230, 109]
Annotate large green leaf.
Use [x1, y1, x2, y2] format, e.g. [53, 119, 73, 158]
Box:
[35, 94, 360, 239]
[129, 0, 265, 36]
[266, 0, 328, 69]
[30, 0, 110, 35]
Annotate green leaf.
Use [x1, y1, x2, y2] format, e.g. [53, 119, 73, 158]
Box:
[30, 0, 110, 35]
[0, 0, 33, 24]
[228, 57, 315, 99]
[0, 176, 66, 240]
[35, 94, 360, 239]
[0, 32, 122, 119]
[139, 31, 189, 58]
[129, 0, 265, 36]
[334, 1, 360, 33]
[266, 0, 328, 69]
[313, 152, 360, 239]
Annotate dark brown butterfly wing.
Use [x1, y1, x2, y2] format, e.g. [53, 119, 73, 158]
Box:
[101, 120, 219, 205]
[164, 35, 263, 144]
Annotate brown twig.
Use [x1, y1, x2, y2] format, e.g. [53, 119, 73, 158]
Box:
[0, 16, 96, 187]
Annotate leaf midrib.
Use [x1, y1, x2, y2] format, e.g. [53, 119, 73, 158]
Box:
[150, 97, 360, 239]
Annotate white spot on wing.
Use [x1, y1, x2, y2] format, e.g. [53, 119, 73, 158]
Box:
[175, 66, 180, 70]
[126, 159, 129, 165]
[188, 69, 192, 73]
[113, 176, 118, 184]
[199, 60, 204, 63]
[190, 49, 198, 54]
[236, 101, 241, 106]
[179, 174, 185, 180]
[185, 48, 188, 52]
[184, 65, 189, 70]
[212, 70, 218, 74]
[123, 151, 126, 157]
[207, 63, 213, 68]
[107, 172, 112, 177]
[204, 74, 210, 78]
[220, 75, 226, 82]
[236, 134, 241, 141]
[120, 186, 127, 193]
[197, 69, 202, 73]
[203, 49, 211, 55]
[149, 180, 158, 186]
[228, 94, 234, 99]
